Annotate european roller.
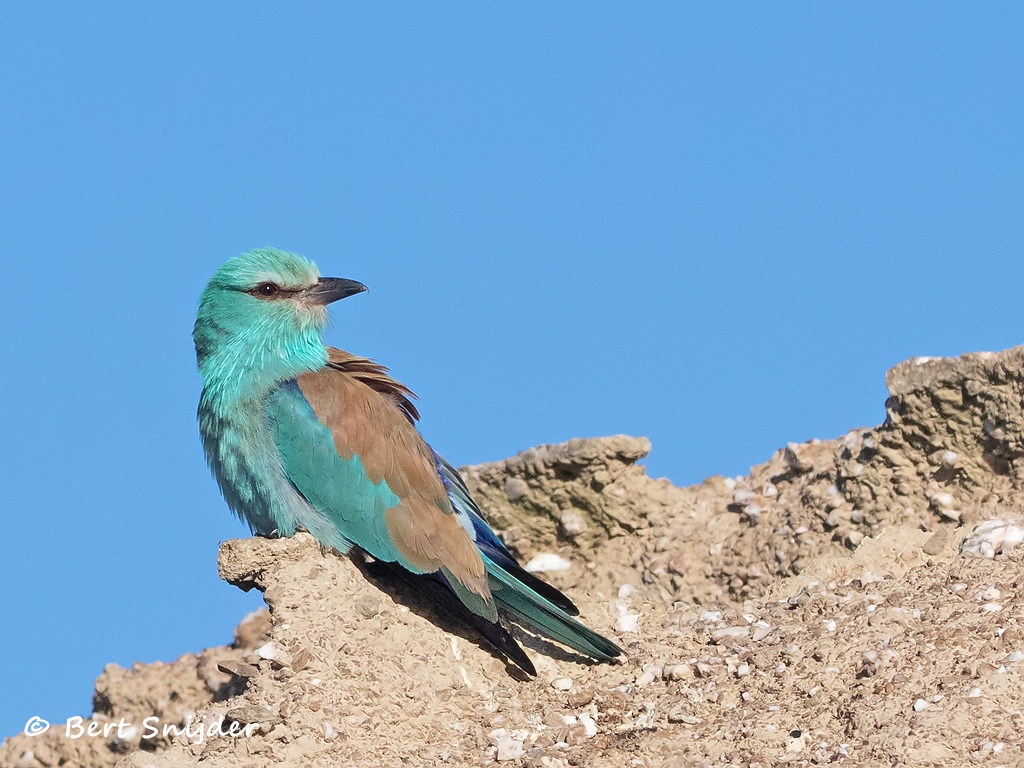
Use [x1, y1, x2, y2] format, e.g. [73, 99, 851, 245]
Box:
[194, 248, 622, 675]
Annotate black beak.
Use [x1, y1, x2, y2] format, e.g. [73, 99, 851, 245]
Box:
[302, 277, 367, 306]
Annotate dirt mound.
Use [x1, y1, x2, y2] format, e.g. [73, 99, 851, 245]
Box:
[0, 610, 270, 768]
[5, 346, 1024, 767]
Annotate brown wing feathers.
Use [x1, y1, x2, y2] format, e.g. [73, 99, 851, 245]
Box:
[324, 348, 420, 423]
[296, 348, 490, 603]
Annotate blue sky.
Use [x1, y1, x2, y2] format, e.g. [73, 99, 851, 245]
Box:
[1, 3, 1022, 738]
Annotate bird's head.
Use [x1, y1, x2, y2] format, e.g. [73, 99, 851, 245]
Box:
[194, 248, 366, 403]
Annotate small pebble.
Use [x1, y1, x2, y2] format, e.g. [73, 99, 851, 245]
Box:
[488, 728, 509, 744]
[568, 689, 595, 708]
[551, 677, 573, 691]
[355, 595, 380, 618]
[922, 529, 948, 556]
[615, 603, 640, 633]
[711, 626, 749, 641]
[217, 660, 259, 678]
[254, 642, 291, 666]
[560, 510, 587, 537]
[732, 489, 756, 505]
[504, 478, 529, 502]
[980, 586, 1002, 600]
[255, 642, 280, 660]
[636, 665, 662, 687]
[495, 737, 525, 762]
[578, 712, 598, 738]
[669, 664, 692, 681]
[961, 518, 1024, 558]
[667, 704, 700, 724]
[524, 553, 572, 573]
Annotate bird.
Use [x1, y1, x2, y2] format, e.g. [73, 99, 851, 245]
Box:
[194, 247, 623, 675]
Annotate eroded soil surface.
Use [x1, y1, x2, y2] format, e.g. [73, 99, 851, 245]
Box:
[6, 347, 1024, 767]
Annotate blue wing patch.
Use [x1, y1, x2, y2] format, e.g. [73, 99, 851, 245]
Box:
[429, 448, 581, 616]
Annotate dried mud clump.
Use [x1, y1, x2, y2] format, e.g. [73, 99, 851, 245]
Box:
[5, 345, 1024, 768]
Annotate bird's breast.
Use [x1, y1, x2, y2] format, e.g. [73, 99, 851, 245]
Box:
[199, 392, 307, 538]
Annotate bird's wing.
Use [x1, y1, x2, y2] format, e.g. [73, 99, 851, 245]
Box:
[322, 349, 420, 424]
[430, 451, 581, 616]
[268, 348, 495, 621]
[273, 348, 622, 665]
[433, 452, 624, 663]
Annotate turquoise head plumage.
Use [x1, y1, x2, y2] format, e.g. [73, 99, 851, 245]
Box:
[194, 248, 366, 406]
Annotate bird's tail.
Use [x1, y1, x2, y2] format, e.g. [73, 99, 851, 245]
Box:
[486, 558, 624, 663]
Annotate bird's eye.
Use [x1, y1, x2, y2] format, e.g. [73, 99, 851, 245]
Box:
[252, 282, 280, 298]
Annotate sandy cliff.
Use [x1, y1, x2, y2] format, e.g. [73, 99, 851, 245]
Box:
[5, 347, 1024, 767]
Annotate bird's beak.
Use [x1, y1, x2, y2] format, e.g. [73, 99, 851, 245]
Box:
[301, 278, 367, 306]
